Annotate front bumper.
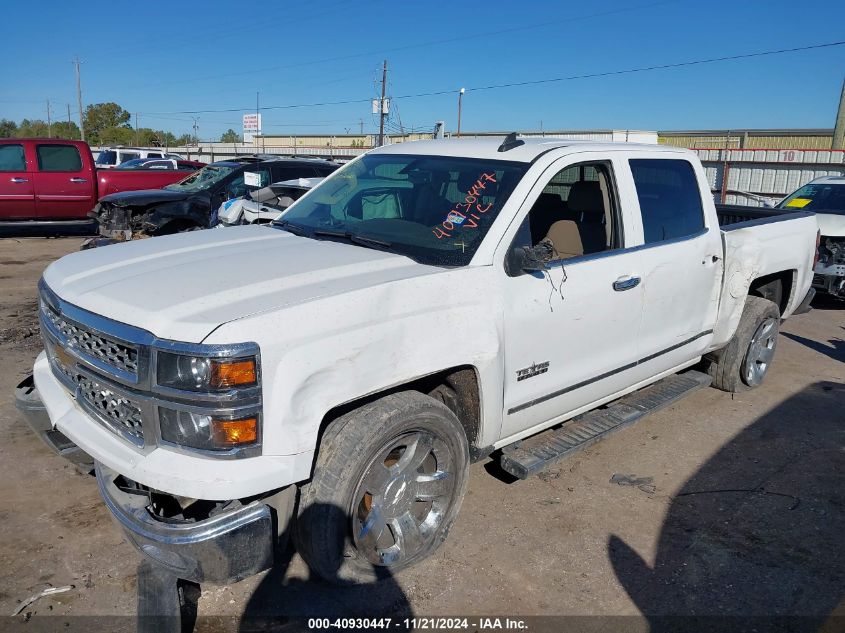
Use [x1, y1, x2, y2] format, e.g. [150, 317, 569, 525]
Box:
[96, 463, 294, 584]
[32, 352, 314, 500]
[14, 374, 93, 467]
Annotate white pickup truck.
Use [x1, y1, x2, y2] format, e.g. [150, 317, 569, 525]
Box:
[17, 136, 819, 587]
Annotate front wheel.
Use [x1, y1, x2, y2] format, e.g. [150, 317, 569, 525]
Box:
[294, 391, 470, 584]
[706, 295, 780, 393]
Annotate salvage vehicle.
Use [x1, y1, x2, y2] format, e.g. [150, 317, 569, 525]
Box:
[90, 157, 339, 240]
[0, 139, 199, 230]
[97, 159, 205, 198]
[95, 147, 182, 169]
[776, 176, 845, 299]
[17, 136, 818, 588]
[215, 177, 322, 227]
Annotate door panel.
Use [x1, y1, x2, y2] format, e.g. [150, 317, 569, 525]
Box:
[501, 252, 645, 439]
[626, 158, 722, 373]
[0, 143, 34, 219]
[499, 155, 645, 440]
[33, 144, 95, 219]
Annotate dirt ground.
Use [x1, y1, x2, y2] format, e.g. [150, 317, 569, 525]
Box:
[0, 237, 842, 631]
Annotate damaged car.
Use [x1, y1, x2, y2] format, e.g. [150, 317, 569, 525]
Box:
[215, 177, 323, 227]
[777, 176, 845, 299]
[86, 156, 339, 245]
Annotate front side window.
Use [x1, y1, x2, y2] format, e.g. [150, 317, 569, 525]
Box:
[630, 159, 704, 244]
[36, 144, 82, 172]
[509, 161, 621, 262]
[118, 152, 140, 164]
[0, 144, 26, 171]
[778, 182, 845, 216]
[277, 153, 528, 266]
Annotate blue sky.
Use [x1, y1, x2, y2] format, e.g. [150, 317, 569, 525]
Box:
[1, 0, 844, 140]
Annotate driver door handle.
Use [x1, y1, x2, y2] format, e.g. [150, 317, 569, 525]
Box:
[10, 177, 28, 183]
[613, 276, 641, 291]
[69, 177, 88, 183]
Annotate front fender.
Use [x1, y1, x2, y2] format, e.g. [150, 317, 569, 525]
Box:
[204, 267, 505, 459]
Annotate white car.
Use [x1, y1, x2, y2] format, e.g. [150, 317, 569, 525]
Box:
[19, 136, 818, 588]
[95, 147, 183, 169]
[776, 176, 845, 299]
[215, 177, 322, 227]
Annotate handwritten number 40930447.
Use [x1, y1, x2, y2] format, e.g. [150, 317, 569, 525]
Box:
[432, 172, 497, 239]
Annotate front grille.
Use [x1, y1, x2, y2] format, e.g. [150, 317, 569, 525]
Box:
[44, 336, 145, 444]
[77, 375, 144, 442]
[42, 304, 139, 376]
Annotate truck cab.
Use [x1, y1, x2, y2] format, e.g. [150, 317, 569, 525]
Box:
[0, 139, 96, 222]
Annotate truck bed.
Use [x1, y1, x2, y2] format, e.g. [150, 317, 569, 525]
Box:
[715, 203, 804, 228]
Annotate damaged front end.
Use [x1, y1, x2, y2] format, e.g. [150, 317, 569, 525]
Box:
[813, 236, 845, 299]
[86, 191, 211, 249]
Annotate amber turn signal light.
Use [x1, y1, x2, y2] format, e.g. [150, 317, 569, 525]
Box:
[212, 417, 258, 447]
[210, 359, 257, 388]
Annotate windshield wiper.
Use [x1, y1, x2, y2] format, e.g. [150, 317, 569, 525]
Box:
[312, 229, 393, 249]
[273, 219, 308, 236]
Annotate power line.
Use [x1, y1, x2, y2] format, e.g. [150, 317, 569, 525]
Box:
[137, 40, 845, 117]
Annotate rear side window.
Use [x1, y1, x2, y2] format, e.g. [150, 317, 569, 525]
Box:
[146, 153, 162, 158]
[629, 159, 704, 244]
[36, 144, 83, 172]
[119, 152, 140, 163]
[0, 144, 26, 171]
[95, 150, 117, 166]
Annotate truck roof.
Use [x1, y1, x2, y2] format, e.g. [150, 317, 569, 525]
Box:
[371, 136, 692, 162]
[810, 175, 845, 184]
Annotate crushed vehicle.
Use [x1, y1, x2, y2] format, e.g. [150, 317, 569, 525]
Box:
[17, 136, 818, 589]
[215, 177, 322, 227]
[89, 156, 339, 242]
[775, 176, 845, 299]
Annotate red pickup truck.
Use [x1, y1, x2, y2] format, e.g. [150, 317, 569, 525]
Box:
[0, 139, 201, 229]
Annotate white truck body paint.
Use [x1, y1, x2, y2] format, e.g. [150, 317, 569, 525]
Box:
[33, 138, 819, 499]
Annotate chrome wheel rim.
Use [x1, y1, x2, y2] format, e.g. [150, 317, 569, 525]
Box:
[744, 317, 778, 386]
[351, 429, 456, 567]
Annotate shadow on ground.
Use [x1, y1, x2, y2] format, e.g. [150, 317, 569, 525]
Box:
[609, 381, 845, 632]
[238, 503, 412, 631]
[782, 328, 845, 364]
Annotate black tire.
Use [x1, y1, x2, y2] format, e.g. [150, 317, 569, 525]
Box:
[706, 295, 780, 393]
[294, 391, 470, 584]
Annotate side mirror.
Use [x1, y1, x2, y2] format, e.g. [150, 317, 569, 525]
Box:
[508, 242, 554, 274]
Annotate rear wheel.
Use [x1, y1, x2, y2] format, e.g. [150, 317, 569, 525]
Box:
[294, 391, 469, 584]
[706, 295, 780, 393]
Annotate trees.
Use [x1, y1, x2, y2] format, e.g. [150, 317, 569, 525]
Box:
[0, 119, 17, 138]
[51, 121, 81, 140]
[83, 102, 131, 144]
[220, 128, 242, 143]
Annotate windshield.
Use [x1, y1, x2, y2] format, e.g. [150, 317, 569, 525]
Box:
[778, 182, 845, 215]
[95, 150, 117, 166]
[165, 164, 236, 192]
[275, 153, 527, 266]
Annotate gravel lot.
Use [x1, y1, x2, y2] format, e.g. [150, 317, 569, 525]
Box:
[1, 237, 842, 631]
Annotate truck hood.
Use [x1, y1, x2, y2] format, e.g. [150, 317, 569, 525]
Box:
[42, 226, 441, 343]
[816, 213, 845, 237]
[98, 188, 196, 207]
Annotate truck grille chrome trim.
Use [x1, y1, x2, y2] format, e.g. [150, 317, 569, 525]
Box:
[41, 303, 139, 376]
[77, 375, 145, 444]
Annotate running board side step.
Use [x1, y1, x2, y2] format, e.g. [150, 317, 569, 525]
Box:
[499, 371, 712, 480]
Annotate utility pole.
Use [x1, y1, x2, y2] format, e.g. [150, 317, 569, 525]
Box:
[192, 117, 199, 146]
[46, 99, 52, 138]
[833, 75, 845, 150]
[359, 118, 364, 135]
[73, 57, 85, 142]
[378, 59, 388, 147]
[66, 103, 72, 125]
[134, 112, 139, 146]
[457, 88, 465, 137]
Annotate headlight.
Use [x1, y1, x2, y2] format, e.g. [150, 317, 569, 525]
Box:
[159, 408, 258, 451]
[156, 352, 257, 392]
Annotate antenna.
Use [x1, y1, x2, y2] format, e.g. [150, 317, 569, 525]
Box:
[498, 132, 525, 152]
